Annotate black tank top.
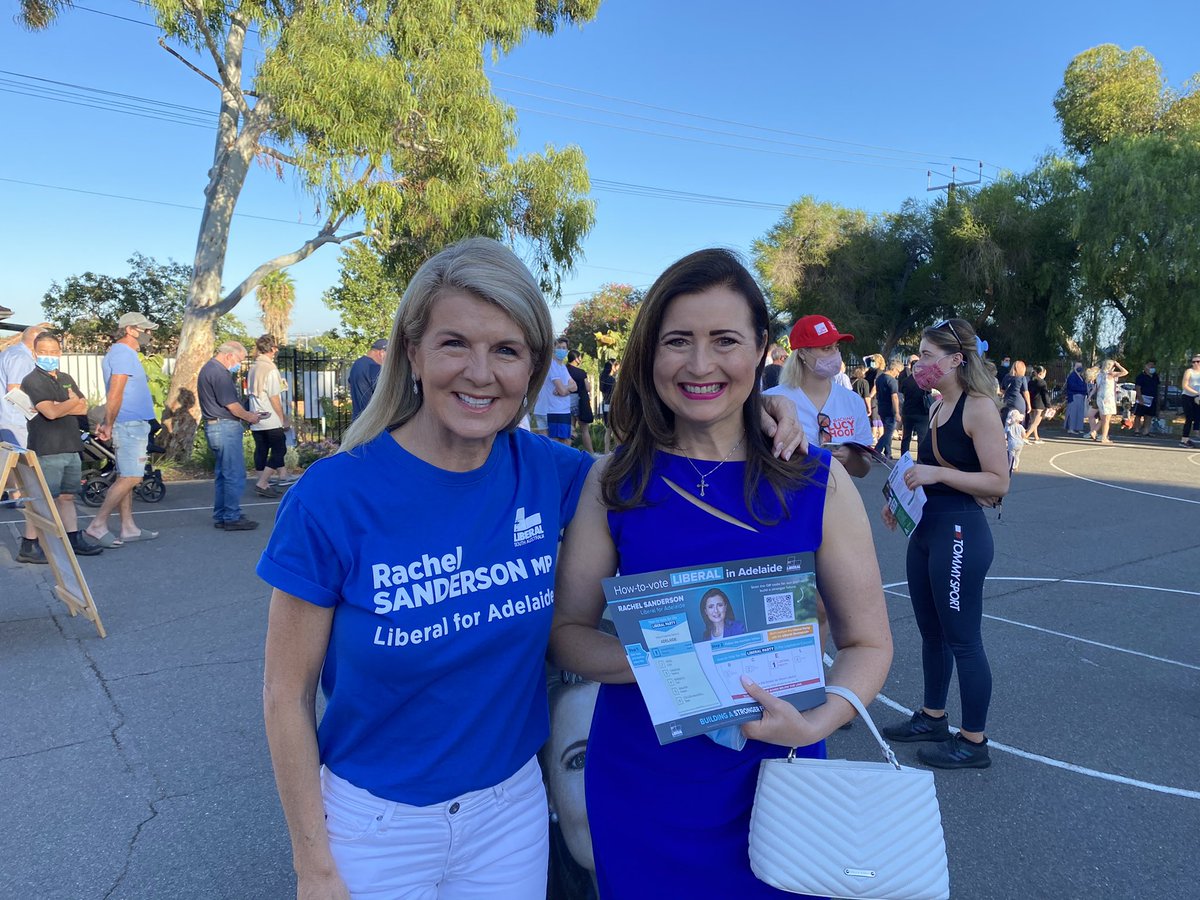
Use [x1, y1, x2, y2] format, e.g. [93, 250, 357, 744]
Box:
[919, 392, 981, 498]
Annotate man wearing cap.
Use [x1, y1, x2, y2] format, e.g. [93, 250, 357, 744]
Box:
[199, 341, 270, 531]
[765, 314, 872, 478]
[83, 313, 161, 547]
[348, 339, 388, 420]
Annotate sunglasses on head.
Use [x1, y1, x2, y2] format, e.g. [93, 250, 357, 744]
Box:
[933, 319, 964, 353]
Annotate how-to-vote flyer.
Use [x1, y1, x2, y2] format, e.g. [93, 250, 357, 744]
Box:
[603, 553, 825, 745]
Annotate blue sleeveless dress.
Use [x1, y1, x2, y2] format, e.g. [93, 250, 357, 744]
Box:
[586, 448, 832, 899]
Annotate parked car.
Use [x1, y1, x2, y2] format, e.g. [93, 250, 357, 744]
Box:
[1115, 382, 1137, 407]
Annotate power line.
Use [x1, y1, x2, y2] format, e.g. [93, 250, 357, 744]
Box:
[499, 87, 954, 167]
[492, 69, 999, 170]
[512, 104, 929, 172]
[0, 176, 319, 227]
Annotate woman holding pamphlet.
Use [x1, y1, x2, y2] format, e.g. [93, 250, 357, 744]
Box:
[550, 248, 892, 898]
[765, 314, 874, 477]
[258, 238, 805, 900]
[879, 318, 1008, 770]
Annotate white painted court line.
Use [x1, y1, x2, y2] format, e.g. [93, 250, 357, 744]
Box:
[882, 581, 1200, 671]
[875, 578, 1200, 799]
[868, 690, 1200, 801]
[1048, 448, 1200, 505]
[1188, 452, 1200, 467]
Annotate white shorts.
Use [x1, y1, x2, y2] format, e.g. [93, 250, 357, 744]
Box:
[321, 757, 548, 899]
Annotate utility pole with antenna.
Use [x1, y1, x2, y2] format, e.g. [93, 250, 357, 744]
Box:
[927, 162, 984, 202]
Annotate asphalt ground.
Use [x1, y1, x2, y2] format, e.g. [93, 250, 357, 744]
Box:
[2, 429, 1198, 899]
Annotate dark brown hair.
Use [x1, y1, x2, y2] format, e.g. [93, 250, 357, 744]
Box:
[601, 248, 819, 522]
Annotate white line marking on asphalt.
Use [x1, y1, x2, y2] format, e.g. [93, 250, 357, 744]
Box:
[0, 500, 280, 526]
[869, 690, 1200, 801]
[1187, 452, 1200, 467]
[876, 578, 1200, 798]
[1047, 448, 1200, 504]
[883, 583, 1200, 670]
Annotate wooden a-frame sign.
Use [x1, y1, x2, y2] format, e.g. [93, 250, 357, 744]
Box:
[1, 442, 106, 637]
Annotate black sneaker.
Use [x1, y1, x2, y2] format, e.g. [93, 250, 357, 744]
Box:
[918, 733, 992, 770]
[70, 533, 104, 557]
[881, 709, 951, 743]
[222, 517, 259, 531]
[17, 540, 48, 564]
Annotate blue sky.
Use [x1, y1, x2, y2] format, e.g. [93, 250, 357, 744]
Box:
[2, 1, 1197, 340]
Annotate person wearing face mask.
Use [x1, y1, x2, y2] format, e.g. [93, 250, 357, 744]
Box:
[16, 332, 105, 562]
[880, 318, 1008, 769]
[1131, 360, 1160, 436]
[83, 312, 161, 548]
[198, 341, 270, 531]
[764, 315, 872, 478]
[1064, 361, 1088, 434]
[534, 338, 577, 445]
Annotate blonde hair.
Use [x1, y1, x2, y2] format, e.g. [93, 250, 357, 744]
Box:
[340, 237, 553, 454]
[920, 318, 999, 406]
[779, 349, 806, 388]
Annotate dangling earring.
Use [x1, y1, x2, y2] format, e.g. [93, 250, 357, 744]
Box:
[521, 395, 529, 411]
[549, 810, 559, 824]
[412, 377, 421, 396]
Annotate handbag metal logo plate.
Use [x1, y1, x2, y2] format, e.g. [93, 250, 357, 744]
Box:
[844, 868, 877, 879]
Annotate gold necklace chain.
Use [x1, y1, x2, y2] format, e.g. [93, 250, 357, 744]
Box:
[680, 433, 746, 498]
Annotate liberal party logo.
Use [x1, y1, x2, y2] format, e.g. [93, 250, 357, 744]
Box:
[513, 507, 545, 547]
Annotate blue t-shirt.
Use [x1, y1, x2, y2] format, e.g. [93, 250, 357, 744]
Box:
[347, 356, 381, 420]
[102, 342, 155, 421]
[197, 357, 240, 420]
[257, 428, 592, 804]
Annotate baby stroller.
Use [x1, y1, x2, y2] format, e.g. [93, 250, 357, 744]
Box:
[78, 420, 167, 508]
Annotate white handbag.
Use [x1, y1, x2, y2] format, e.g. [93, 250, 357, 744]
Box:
[748, 685, 950, 899]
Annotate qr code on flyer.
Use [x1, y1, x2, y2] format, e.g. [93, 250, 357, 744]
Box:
[763, 592, 794, 625]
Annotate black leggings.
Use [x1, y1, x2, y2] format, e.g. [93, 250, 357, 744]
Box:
[252, 428, 287, 471]
[1183, 397, 1200, 438]
[905, 494, 993, 732]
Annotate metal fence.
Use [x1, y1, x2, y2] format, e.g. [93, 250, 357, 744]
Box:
[276, 348, 354, 445]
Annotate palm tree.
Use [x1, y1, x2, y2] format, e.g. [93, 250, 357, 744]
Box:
[256, 270, 296, 344]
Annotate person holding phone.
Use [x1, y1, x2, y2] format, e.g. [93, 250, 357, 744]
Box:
[764, 315, 872, 478]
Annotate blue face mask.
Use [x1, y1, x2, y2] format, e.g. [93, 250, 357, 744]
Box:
[1148, 367, 1156, 374]
[554, 349, 568, 362]
[228, 363, 242, 375]
[36, 355, 60, 372]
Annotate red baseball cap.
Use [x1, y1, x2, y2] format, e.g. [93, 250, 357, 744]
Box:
[788, 315, 854, 350]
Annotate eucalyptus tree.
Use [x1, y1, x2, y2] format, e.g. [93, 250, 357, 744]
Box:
[19, 0, 598, 456]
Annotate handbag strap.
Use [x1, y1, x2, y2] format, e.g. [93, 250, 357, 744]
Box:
[788, 685, 901, 771]
[928, 401, 955, 471]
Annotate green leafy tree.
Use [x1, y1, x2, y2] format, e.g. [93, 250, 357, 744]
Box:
[322, 242, 404, 358]
[561, 283, 641, 360]
[1074, 129, 1200, 364]
[256, 270, 296, 344]
[19, 0, 598, 459]
[1054, 44, 1200, 155]
[41, 253, 191, 352]
[754, 197, 939, 357]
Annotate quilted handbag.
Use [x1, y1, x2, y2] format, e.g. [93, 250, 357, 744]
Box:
[748, 685, 950, 899]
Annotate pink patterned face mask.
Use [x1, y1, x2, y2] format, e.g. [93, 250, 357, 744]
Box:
[912, 354, 955, 390]
[808, 352, 843, 379]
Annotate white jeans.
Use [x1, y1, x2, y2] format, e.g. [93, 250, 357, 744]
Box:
[321, 757, 548, 899]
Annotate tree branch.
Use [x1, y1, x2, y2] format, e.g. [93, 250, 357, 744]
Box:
[213, 230, 371, 316]
[185, 0, 252, 120]
[157, 38, 222, 91]
[257, 144, 299, 167]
